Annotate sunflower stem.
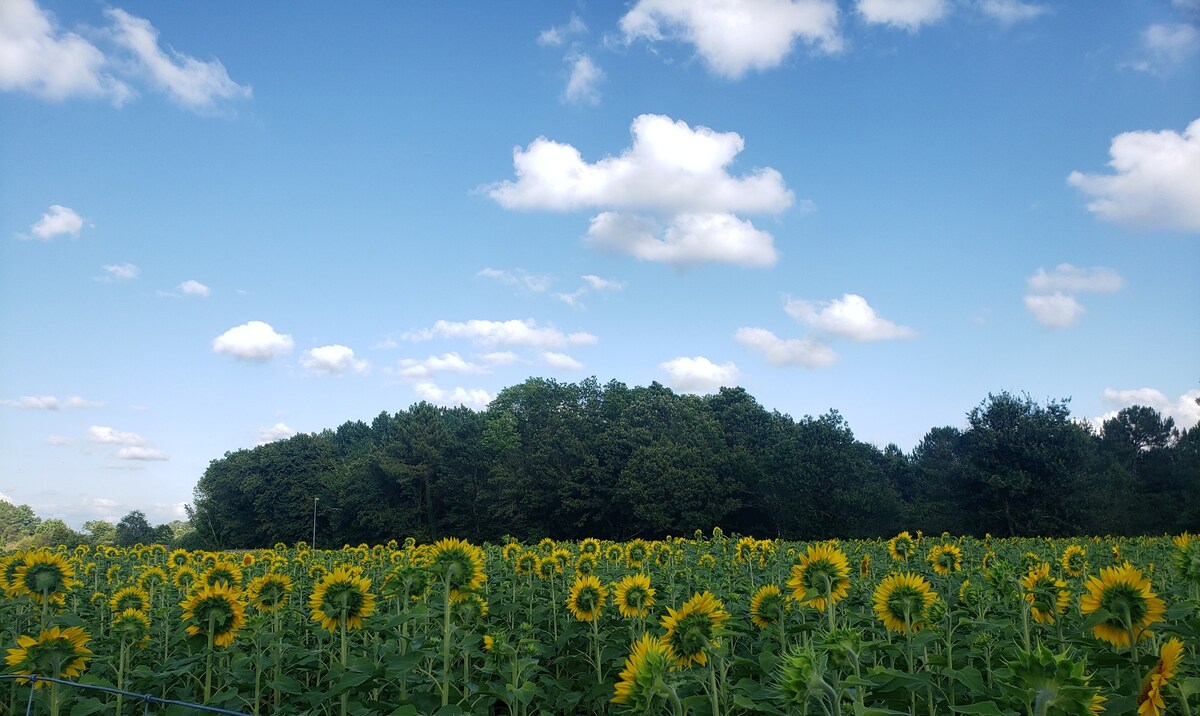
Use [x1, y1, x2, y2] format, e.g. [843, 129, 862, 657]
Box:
[441, 571, 452, 707]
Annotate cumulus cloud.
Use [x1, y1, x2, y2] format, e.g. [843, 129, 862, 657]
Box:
[213, 321, 294, 362]
[538, 14, 586, 47]
[105, 8, 250, 112]
[660, 356, 740, 393]
[300, 345, 369, 376]
[0, 0, 133, 103]
[1099, 387, 1200, 429]
[413, 382, 493, 410]
[257, 422, 295, 445]
[586, 211, 779, 268]
[1026, 264, 1123, 294]
[619, 0, 842, 78]
[564, 54, 603, 104]
[734, 327, 837, 367]
[1129, 23, 1200, 74]
[1067, 118, 1200, 233]
[395, 353, 488, 379]
[784, 294, 915, 341]
[1023, 292, 1084, 328]
[24, 204, 83, 240]
[978, 0, 1047, 25]
[857, 0, 949, 30]
[477, 267, 552, 292]
[2, 395, 103, 409]
[178, 279, 210, 297]
[115, 446, 168, 461]
[96, 262, 139, 282]
[404, 319, 597, 349]
[87, 425, 146, 446]
[541, 351, 584, 371]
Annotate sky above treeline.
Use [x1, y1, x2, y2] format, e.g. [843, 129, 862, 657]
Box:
[1, 0, 1198, 529]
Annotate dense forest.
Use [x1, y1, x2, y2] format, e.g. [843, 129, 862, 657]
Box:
[185, 378, 1199, 549]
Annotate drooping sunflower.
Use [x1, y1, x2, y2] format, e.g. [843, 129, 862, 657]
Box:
[787, 543, 850, 610]
[566, 575, 608, 622]
[612, 633, 673, 708]
[660, 591, 730, 668]
[927, 544, 963, 576]
[110, 586, 151, 614]
[613, 573, 656, 619]
[888, 532, 916, 562]
[1079, 563, 1165, 647]
[451, 591, 489, 623]
[246, 573, 292, 613]
[10, 550, 79, 604]
[4, 626, 93, 687]
[873, 572, 938, 635]
[1137, 637, 1184, 716]
[427, 538, 487, 593]
[749, 584, 789, 629]
[1020, 563, 1071, 625]
[1061, 545, 1089, 578]
[112, 609, 151, 648]
[180, 583, 247, 647]
[308, 566, 377, 632]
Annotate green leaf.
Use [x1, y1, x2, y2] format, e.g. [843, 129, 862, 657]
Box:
[69, 698, 109, 716]
[953, 702, 1007, 715]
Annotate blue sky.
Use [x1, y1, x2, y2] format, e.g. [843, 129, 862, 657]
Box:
[2, 0, 1198, 528]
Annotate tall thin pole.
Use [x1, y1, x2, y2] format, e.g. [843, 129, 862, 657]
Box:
[312, 497, 318, 549]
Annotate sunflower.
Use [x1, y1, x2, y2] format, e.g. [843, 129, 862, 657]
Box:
[614, 573, 656, 619]
[1020, 563, 1071, 625]
[1137, 637, 1184, 716]
[451, 591, 489, 623]
[873, 572, 938, 634]
[181, 583, 247, 647]
[110, 586, 151, 614]
[888, 532, 916, 562]
[535, 555, 559, 581]
[1008, 644, 1108, 716]
[1061, 545, 1089, 578]
[4, 626, 93, 687]
[626, 539, 650, 569]
[10, 550, 79, 604]
[138, 566, 168, 592]
[552, 548, 573, 573]
[502, 543, 522, 562]
[246, 573, 292, 613]
[660, 591, 729, 668]
[735, 537, 757, 564]
[580, 538, 601, 556]
[309, 566, 377, 632]
[537, 537, 557, 555]
[1079, 563, 1165, 647]
[612, 633, 673, 708]
[514, 551, 539, 577]
[428, 538, 487, 593]
[604, 544, 624, 563]
[749, 584, 789, 629]
[201, 560, 243, 589]
[1174, 535, 1200, 585]
[173, 565, 198, 591]
[927, 544, 963, 576]
[859, 554, 871, 579]
[112, 609, 151, 648]
[698, 553, 716, 569]
[787, 543, 850, 610]
[566, 575, 607, 622]
[576, 553, 598, 576]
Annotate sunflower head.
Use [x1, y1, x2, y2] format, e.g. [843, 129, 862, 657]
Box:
[201, 560, 243, 589]
[112, 609, 151, 648]
[535, 556, 559, 581]
[1174, 537, 1200, 584]
[698, 553, 716, 569]
[514, 551, 539, 577]
[428, 538, 487, 593]
[660, 591, 729, 668]
[566, 575, 607, 622]
[749, 584, 789, 629]
[1006, 645, 1106, 716]
[172, 565, 198, 591]
[818, 627, 864, 672]
[1021, 563, 1071, 626]
[575, 553, 598, 576]
[787, 543, 850, 610]
[580, 538, 601, 556]
[888, 532, 916, 562]
[110, 586, 151, 614]
[4, 626, 93, 687]
[11, 550, 79, 604]
[1061, 545, 1089, 578]
[873, 572, 938, 635]
[1079, 562, 1165, 647]
[246, 573, 292, 613]
[614, 573, 656, 619]
[181, 583, 247, 648]
[927, 544, 963, 576]
[1136, 637, 1184, 716]
[612, 633, 672, 708]
[451, 591, 489, 624]
[308, 566, 376, 632]
[626, 539, 650, 569]
[773, 644, 828, 708]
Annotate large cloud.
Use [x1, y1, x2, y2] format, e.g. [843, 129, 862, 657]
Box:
[257, 423, 295, 446]
[660, 356, 740, 393]
[585, 211, 778, 267]
[1098, 387, 1200, 429]
[1023, 292, 1084, 328]
[404, 319, 597, 349]
[784, 293, 915, 341]
[395, 353, 488, 379]
[213, 321, 294, 362]
[300, 345, 369, 376]
[1067, 118, 1200, 233]
[619, 0, 842, 78]
[413, 382, 493, 410]
[734, 327, 837, 367]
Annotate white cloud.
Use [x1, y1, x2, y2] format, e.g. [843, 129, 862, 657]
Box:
[1130, 23, 1200, 74]
[541, 351, 584, 371]
[404, 319, 598, 349]
[1026, 264, 1123, 294]
[538, 15, 587, 47]
[555, 274, 625, 307]
[1099, 388, 1200, 429]
[477, 267, 552, 292]
[0, 491, 14, 504]
[1067, 118, 1200, 233]
[586, 211, 779, 267]
[734, 327, 837, 367]
[478, 351, 520, 366]
[300, 345, 369, 376]
[257, 422, 295, 445]
[488, 114, 792, 215]
[26, 204, 83, 240]
[2, 395, 103, 409]
[396, 352, 488, 379]
[97, 262, 139, 282]
[413, 382, 493, 410]
[784, 294, 915, 341]
[86, 426, 146, 446]
[979, 0, 1047, 25]
[115, 446, 168, 461]
[213, 321, 294, 362]
[46, 435, 72, 445]
[0, 0, 133, 103]
[857, 0, 949, 30]
[660, 356, 740, 393]
[619, 0, 842, 78]
[564, 54, 603, 105]
[1023, 292, 1084, 328]
[105, 8, 250, 112]
[178, 279, 210, 297]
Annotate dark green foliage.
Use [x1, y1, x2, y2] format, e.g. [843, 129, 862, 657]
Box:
[186, 381, 1196, 548]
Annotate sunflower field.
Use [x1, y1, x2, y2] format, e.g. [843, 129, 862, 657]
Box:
[2, 531, 1199, 715]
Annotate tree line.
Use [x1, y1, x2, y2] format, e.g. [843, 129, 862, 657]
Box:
[184, 378, 1199, 549]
